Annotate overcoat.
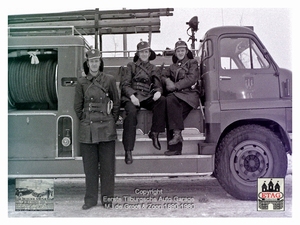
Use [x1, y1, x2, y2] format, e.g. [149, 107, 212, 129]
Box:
[162, 55, 200, 109]
[74, 72, 120, 143]
[120, 59, 162, 103]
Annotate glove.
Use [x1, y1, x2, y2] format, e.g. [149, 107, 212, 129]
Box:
[153, 91, 161, 101]
[130, 95, 140, 106]
[165, 78, 176, 92]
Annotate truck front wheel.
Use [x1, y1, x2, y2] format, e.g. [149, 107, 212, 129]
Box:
[215, 124, 287, 200]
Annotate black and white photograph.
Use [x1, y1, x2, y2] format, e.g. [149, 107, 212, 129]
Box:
[3, 0, 297, 223]
[15, 179, 54, 211]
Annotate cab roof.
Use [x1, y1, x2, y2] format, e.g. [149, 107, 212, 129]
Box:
[205, 26, 255, 37]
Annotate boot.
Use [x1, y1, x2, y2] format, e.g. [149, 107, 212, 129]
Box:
[168, 129, 183, 145]
[164, 150, 182, 156]
[82, 203, 97, 210]
[125, 150, 133, 164]
[148, 131, 161, 150]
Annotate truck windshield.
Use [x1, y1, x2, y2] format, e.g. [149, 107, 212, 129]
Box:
[220, 37, 269, 70]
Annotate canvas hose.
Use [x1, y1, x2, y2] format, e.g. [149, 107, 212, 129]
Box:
[8, 59, 58, 108]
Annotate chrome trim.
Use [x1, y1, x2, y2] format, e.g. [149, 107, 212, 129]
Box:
[8, 111, 57, 116]
[117, 136, 205, 142]
[75, 155, 212, 160]
[8, 172, 213, 179]
[56, 115, 75, 158]
[55, 64, 58, 99]
[8, 174, 85, 179]
[8, 44, 85, 48]
[54, 157, 75, 160]
[219, 76, 231, 80]
[115, 172, 212, 177]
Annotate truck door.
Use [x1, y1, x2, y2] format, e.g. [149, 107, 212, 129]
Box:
[218, 36, 280, 110]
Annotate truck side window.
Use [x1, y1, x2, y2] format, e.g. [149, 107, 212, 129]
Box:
[199, 39, 213, 74]
[220, 37, 269, 70]
[200, 39, 212, 61]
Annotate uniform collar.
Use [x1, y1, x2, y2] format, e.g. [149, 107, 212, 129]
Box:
[136, 58, 150, 67]
[86, 71, 103, 81]
[176, 55, 189, 66]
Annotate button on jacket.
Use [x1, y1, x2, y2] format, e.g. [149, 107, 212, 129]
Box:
[162, 56, 200, 109]
[74, 72, 120, 143]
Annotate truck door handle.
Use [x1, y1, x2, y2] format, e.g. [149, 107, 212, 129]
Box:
[220, 76, 231, 80]
[61, 77, 77, 87]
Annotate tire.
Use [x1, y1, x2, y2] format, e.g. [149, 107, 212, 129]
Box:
[215, 124, 287, 200]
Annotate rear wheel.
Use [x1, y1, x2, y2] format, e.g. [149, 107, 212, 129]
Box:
[215, 124, 287, 200]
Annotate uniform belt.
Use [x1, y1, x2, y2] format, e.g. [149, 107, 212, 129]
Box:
[132, 82, 151, 92]
[84, 103, 107, 112]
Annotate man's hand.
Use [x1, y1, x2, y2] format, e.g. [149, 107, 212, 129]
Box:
[153, 91, 161, 101]
[165, 78, 176, 92]
[130, 95, 140, 106]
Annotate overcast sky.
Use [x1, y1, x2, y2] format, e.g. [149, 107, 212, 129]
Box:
[5, 1, 295, 70]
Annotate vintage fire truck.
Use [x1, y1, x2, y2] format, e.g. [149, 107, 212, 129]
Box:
[8, 8, 292, 200]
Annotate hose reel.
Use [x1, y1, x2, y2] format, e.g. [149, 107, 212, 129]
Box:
[8, 57, 58, 109]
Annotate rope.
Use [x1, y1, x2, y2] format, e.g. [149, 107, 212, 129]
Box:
[8, 58, 58, 109]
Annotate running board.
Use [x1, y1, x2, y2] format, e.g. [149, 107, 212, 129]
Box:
[86, 154, 214, 175]
[116, 128, 205, 142]
[8, 155, 214, 179]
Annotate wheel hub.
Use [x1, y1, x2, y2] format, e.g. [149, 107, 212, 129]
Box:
[230, 140, 272, 183]
[244, 154, 260, 171]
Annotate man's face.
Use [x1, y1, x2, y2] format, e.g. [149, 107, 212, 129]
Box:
[175, 47, 187, 60]
[138, 49, 150, 62]
[87, 58, 101, 74]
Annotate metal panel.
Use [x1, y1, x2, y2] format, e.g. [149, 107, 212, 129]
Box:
[8, 155, 214, 179]
[116, 155, 214, 175]
[8, 114, 57, 159]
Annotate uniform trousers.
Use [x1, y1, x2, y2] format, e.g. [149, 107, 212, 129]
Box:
[166, 93, 193, 152]
[81, 141, 115, 206]
[122, 95, 166, 151]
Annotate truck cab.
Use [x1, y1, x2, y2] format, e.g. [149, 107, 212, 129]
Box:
[198, 26, 292, 199]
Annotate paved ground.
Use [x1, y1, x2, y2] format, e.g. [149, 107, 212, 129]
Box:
[7, 155, 293, 219]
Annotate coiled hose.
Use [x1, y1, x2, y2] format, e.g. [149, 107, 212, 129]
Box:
[8, 58, 58, 109]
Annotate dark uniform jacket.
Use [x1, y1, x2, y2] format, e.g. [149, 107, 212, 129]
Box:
[162, 56, 200, 109]
[74, 72, 120, 143]
[120, 59, 162, 103]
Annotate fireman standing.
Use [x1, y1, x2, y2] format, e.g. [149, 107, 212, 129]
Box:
[120, 40, 166, 164]
[74, 49, 120, 210]
[162, 39, 200, 155]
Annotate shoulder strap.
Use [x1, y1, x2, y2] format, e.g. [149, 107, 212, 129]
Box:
[84, 75, 108, 96]
[175, 60, 190, 81]
[93, 80, 108, 93]
[135, 62, 151, 76]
